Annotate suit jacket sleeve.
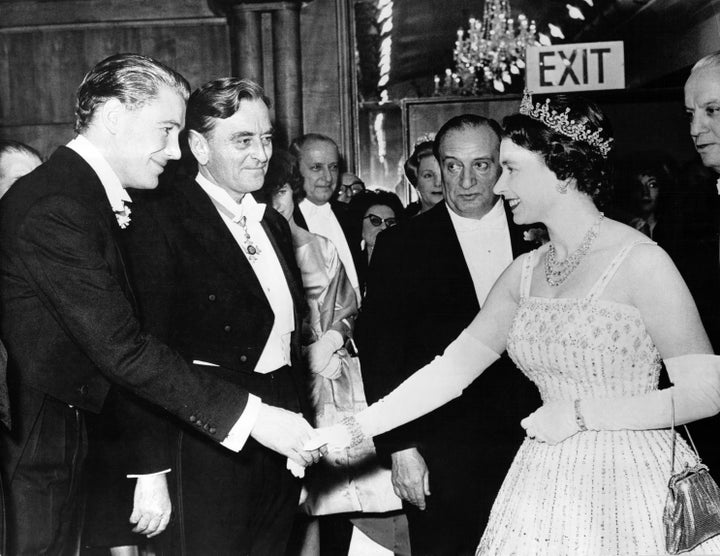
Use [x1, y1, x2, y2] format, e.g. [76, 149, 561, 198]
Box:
[15, 193, 248, 442]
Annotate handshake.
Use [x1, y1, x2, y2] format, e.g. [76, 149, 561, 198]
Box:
[249, 403, 361, 478]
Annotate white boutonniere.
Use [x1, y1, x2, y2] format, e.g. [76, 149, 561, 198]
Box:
[114, 203, 132, 229]
[523, 226, 549, 245]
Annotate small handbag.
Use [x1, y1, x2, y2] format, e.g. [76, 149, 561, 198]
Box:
[663, 395, 720, 554]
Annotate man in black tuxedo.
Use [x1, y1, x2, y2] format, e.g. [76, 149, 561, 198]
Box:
[357, 115, 540, 555]
[290, 133, 362, 303]
[680, 51, 720, 479]
[120, 77, 312, 555]
[0, 54, 319, 555]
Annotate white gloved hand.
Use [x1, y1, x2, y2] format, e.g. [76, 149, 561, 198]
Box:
[520, 400, 579, 445]
[316, 353, 343, 380]
[582, 354, 720, 431]
[306, 330, 344, 374]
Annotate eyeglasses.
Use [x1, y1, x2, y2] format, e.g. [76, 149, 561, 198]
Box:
[340, 182, 365, 195]
[364, 213, 398, 227]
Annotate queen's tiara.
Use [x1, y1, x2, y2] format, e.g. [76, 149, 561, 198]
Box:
[519, 90, 613, 158]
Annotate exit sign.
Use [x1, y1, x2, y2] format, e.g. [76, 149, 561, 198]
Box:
[525, 41, 625, 93]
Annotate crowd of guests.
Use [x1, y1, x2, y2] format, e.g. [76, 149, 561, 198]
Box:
[0, 48, 719, 556]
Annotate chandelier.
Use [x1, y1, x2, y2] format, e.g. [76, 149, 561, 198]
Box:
[435, 0, 543, 96]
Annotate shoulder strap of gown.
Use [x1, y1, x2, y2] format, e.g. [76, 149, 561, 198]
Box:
[519, 249, 537, 300]
[586, 239, 656, 301]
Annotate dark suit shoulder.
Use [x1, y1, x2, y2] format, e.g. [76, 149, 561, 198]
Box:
[0, 147, 111, 233]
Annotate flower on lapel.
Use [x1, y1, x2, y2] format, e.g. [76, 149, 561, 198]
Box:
[523, 226, 549, 245]
[114, 203, 132, 229]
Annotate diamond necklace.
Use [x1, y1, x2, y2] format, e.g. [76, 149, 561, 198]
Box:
[544, 212, 604, 287]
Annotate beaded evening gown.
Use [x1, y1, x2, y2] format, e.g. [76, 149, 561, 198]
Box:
[476, 241, 720, 555]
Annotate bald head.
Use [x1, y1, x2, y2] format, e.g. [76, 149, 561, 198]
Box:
[685, 51, 720, 173]
[0, 141, 42, 198]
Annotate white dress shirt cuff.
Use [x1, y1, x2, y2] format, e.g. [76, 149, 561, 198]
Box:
[126, 469, 171, 479]
[221, 394, 262, 452]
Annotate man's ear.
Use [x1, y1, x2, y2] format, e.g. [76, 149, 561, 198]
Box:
[188, 130, 209, 166]
[99, 98, 125, 135]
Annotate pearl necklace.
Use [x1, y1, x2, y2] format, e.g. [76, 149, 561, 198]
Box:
[544, 213, 604, 287]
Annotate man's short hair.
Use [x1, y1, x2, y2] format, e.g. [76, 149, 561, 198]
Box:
[74, 53, 190, 134]
[0, 140, 41, 164]
[691, 50, 720, 74]
[288, 133, 339, 161]
[433, 114, 502, 161]
[186, 77, 270, 136]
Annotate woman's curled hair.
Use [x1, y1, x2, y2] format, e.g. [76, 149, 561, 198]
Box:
[503, 95, 613, 206]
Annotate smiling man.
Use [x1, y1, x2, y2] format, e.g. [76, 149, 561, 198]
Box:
[0, 57, 319, 555]
[291, 133, 361, 302]
[357, 114, 539, 555]
[118, 77, 315, 555]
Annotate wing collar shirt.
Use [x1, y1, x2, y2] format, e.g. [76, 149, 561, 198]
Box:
[298, 198, 361, 304]
[67, 135, 132, 224]
[197, 173, 297, 453]
[448, 199, 513, 307]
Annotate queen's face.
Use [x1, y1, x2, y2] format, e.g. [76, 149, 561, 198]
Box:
[494, 138, 558, 225]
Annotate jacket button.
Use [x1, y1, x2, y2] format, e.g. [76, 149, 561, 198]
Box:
[209, 427, 216, 434]
[224, 325, 231, 332]
[208, 294, 216, 301]
[240, 355, 248, 363]
[189, 415, 197, 423]
[196, 419, 203, 426]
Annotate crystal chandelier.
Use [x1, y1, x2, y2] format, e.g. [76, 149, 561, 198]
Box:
[435, 0, 543, 95]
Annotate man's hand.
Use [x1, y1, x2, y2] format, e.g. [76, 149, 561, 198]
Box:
[129, 474, 172, 538]
[250, 403, 324, 468]
[391, 447, 430, 510]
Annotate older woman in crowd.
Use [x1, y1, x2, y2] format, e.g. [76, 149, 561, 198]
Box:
[403, 138, 443, 217]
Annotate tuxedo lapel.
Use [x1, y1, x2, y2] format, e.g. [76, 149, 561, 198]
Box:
[52, 148, 137, 308]
[427, 204, 477, 304]
[261, 218, 304, 313]
[176, 180, 268, 305]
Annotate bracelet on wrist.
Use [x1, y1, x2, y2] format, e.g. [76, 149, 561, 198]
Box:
[341, 415, 365, 448]
[574, 398, 588, 432]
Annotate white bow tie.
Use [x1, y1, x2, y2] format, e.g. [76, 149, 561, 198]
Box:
[233, 198, 266, 224]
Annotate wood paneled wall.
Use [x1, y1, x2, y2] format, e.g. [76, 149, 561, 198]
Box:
[0, 0, 351, 161]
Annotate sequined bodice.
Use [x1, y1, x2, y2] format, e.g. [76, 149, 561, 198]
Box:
[507, 243, 662, 403]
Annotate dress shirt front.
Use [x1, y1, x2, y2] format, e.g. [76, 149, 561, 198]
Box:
[67, 135, 132, 219]
[448, 199, 513, 306]
[196, 173, 294, 374]
[298, 198, 361, 303]
[196, 173, 297, 452]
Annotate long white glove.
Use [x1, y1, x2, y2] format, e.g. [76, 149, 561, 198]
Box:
[306, 330, 344, 377]
[309, 330, 500, 450]
[582, 354, 720, 430]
